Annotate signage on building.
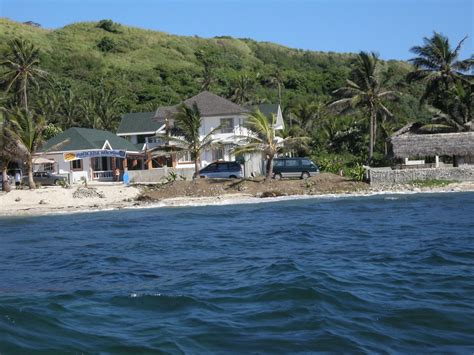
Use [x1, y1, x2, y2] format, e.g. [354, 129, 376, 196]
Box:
[64, 150, 126, 161]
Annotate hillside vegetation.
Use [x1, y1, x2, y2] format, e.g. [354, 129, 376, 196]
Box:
[0, 18, 421, 113]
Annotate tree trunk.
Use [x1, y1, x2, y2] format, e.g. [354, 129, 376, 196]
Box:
[368, 109, 375, 165]
[1, 164, 11, 192]
[27, 157, 36, 189]
[193, 153, 200, 179]
[265, 155, 274, 182]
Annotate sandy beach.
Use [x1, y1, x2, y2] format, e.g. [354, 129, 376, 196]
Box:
[1, 178, 473, 217]
[0, 183, 140, 216]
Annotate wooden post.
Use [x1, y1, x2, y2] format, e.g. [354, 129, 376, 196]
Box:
[123, 157, 128, 171]
[147, 152, 153, 170]
[435, 155, 439, 168]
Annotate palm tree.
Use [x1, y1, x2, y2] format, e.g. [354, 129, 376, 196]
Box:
[234, 110, 305, 181]
[156, 103, 220, 178]
[231, 74, 257, 104]
[1, 38, 48, 110]
[195, 50, 217, 91]
[329, 51, 399, 163]
[80, 97, 101, 129]
[6, 108, 45, 189]
[60, 88, 82, 129]
[94, 86, 123, 131]
[269, 69, 285, 105]
[408, 32, 473, 103]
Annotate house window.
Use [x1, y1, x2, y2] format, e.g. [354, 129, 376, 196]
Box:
[70, 160, 83, 171]
[212, 146, 224, 161]
[177, 151, 192, 162]
[44, 163, 55, 172]
[220, 118, 234, 133]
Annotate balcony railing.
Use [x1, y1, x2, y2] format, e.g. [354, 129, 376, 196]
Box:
[93, 170, 114, 180]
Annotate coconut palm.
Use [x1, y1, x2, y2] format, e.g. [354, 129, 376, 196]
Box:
[269, 69, 285, 105]
[233, 110, 305, 181]
[6, 108, 45, 189]
[80, 97, 101, 129]
[231, 74, 257, 104]
[329, 51, 399, 163]
[155, 103, 220, 178]
[1, 38, 48, 110]
[94, 87, 123, 131]
[408, 32, 473, 103]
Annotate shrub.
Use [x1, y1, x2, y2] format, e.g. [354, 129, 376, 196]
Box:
[96, 19, 120, 33]
[97, 37, 117, 52]
[409, 179, 456, 188]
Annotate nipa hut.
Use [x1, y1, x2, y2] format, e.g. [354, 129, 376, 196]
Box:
[389, 123, 474, 167]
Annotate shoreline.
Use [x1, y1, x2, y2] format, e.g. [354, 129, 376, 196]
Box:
[1, 182, 473, 218]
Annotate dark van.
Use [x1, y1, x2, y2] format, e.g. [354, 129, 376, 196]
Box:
[199, 161, 242, 179]
[272, 157, 319, 179]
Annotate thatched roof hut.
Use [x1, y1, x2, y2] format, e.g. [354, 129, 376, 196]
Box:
[390, 123, 474, 158]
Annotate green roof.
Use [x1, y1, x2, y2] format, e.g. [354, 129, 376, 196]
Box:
[117, 111, 160, 135]
[40, 127, 140, 153]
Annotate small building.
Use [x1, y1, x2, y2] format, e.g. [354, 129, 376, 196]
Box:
[368, 123, 474, 186]
[36, 127, 142, 183]
[390, 123, 474, 167]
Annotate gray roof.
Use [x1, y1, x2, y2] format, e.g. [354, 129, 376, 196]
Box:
[117, 112, 160, 135]
[40, 127, 140, 153]
[154, 91, 249, 119]
[246, 104, 279, 118]
[390, 123, 474, 157]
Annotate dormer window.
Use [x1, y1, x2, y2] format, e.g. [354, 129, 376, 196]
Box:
[220, 118, 234, 133]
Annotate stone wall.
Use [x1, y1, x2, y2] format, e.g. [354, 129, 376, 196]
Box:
[368, 166, 474, 186]
[127, 167, 195, 183]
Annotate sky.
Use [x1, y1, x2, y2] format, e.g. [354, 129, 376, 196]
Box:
[1, 0, 472, 60]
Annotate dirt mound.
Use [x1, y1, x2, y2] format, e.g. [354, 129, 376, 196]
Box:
[141, 173, 368, 201]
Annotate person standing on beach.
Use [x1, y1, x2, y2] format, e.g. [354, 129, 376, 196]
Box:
[15, 171, 21, 189]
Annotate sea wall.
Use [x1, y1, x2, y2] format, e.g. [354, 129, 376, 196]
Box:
[368, 166, 474, 186]
[127, 167, 195, 183]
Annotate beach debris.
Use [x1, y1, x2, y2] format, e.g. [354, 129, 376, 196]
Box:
[73, 187, 105, 199]
[15, 197, 21, 202]
[259, 190, 285, 198]
[39, 199, 47, 205]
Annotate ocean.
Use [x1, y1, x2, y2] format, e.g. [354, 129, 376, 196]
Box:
[1, 192, 473, 353]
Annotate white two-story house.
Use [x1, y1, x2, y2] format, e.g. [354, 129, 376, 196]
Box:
[116, 91, 284, 177]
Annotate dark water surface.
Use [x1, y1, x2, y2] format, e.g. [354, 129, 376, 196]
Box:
[1, 192, 473, 353]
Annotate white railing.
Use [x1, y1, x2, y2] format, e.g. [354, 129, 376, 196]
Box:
[93, 170, 114, 180]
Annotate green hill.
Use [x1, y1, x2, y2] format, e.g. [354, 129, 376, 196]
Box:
[0, 17, 416, 111]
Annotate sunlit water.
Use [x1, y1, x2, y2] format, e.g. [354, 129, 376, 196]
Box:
[1, 192, 473, 353]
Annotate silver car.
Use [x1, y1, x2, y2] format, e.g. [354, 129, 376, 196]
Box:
[23, 171, 67, 186]
[199, 161, 242, 179]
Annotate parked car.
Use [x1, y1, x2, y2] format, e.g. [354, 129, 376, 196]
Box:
[23, 171, 67, 186]
[199, 161, 242, 179]
[272, 157, 319, 179]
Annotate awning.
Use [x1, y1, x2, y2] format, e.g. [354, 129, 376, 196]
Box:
[32, 157, 55, 164]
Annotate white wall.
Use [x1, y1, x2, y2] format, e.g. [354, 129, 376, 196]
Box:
[38, 152, 92, 183]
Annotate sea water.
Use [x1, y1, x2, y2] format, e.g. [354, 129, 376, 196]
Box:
[0, 192, 473, 353]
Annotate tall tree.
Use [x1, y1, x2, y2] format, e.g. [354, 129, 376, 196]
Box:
[6, 108, 45, 189]
[329, 51, 399, 163]
[234, 110, 304, 181]
[1, 38, 48, 110]
[60, 88, 82, 129]
[156, 103, 220, 178]
[408, 32, 473, 104]
[195, 50, 219, 91]
[94, 86, 123, 131]
[231, 74, 257, 104]
[269, 69, 285, 105]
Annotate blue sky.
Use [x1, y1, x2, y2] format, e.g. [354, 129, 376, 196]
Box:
[1, 0, 472, 60]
